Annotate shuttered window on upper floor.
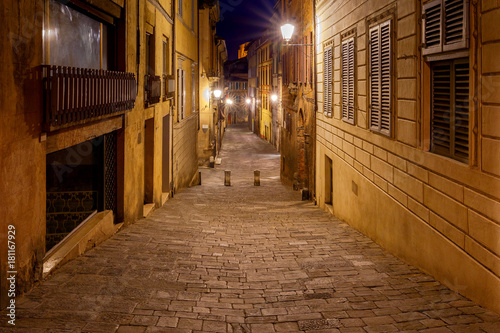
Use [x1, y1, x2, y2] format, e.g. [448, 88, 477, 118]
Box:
[323, 47, 333, 117]
[341, 37, 355, 124]
[422, 0, 469, 55]
[369, 20, 392, 136]
[431, 58, 469, 162]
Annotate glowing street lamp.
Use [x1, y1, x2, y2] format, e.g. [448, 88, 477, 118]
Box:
[246, 98, 251, 104]
[281, 23, 295, 42]
[226, 99, 233, 105]
[213, 89, 222, 99]
[271, 94, 278, 102]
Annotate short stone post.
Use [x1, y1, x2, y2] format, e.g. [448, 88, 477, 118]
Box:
[254, 170, 260, 186]
[224, 170, 231, 186]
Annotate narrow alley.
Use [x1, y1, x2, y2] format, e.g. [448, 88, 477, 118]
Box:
[2, 126, 499, 332]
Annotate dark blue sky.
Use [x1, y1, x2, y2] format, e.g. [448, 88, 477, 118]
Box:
[217, 0, 277, 60]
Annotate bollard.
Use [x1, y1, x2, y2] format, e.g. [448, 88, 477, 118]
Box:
[224, 170, 231, 186]
[254, 170, 260, 186]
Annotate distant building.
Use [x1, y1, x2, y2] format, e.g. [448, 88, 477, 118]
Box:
[198, 1, 228, 165]
[238, 42, 250, 59]
[224, 58, 249, 125]
[247, 40, 259, 133]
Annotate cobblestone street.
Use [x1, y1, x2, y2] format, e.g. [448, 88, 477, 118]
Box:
[2, 125, 499, 332]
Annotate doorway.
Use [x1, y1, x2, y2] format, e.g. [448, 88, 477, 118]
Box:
[325, 156, 333, 205]
[144, 118, 155, 204]
[162, 115, 171, 194]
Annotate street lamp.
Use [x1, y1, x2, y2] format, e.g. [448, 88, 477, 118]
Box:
[281, 23, 295, 42]
[213, 89, 222, 99]
[227, 99, 233, 105]
[271, 94, 278, 102]
[246, 98, 251, 104]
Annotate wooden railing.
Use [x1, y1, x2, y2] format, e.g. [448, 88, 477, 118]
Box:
[145, 74, 161, 107]
[43, 66, 137, 131]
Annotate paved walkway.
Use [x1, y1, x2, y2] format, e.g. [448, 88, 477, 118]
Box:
[2, 125, 499, 332]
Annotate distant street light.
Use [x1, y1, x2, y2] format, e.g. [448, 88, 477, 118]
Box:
[227, 99, 233, 105]
[271, 94, 278, 102]
[246, 98, 251, 104]
[281, 23, 295, 42]
[213, 89, 222, 99]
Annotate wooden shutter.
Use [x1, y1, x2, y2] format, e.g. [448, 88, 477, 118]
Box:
[323, 47, 333, 117]
[423, 0, 468, 55]
[177, 69, 185, 120]
[431, 58, 469, 162]
[342, 38, 355, 124]
[443, 0, 468, 52]
[422, 0, 442, 55]
[453, 60, 469, 160]
[369, 21, 392, 135]
[380, 21, 392, 135]
[369, 26, 381, 131]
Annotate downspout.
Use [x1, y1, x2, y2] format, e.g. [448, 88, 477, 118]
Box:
[171, 0, 176, 196]
[313, 0, 317, 202]
[136, 0, 140, 92]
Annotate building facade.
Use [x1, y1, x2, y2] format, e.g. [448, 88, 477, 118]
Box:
[258, 40, 274, 143]
[280, 0, 316, 193]
[225, 57, 249, 125]
[316, 0, 500, 313]
[247, 40, 259, 133]
[197, 2, 228, 165]
[173, 0, 200, 190]
[0, 0, 224, 309]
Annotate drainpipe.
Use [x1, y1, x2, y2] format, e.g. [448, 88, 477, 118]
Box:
[171, 0, 176, 196]
[313, 0, 317, 202]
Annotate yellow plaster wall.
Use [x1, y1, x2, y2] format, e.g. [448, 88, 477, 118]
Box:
[315, 0, 500, 314]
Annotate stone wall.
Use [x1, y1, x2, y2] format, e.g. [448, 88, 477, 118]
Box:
[315, 0, 500, 313]
[0, 0, 46, 308]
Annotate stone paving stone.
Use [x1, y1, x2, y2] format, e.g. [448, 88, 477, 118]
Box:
[1, 125, 499, 332]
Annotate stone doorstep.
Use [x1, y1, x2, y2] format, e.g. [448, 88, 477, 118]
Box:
[162, 192, 170, 206]
[42, 210, 121, 278]
[144, 203, 155, 218]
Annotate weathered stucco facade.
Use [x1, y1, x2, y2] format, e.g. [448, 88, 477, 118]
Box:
[0, 0, 211, 309]
[197, 3, 227, 166]
[173, 0, 200, 190]
[316, 0, 500, 313]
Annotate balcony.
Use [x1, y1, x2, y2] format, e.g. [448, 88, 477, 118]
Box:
[43, 66, 137, 131]
[145, 74, 161, 107]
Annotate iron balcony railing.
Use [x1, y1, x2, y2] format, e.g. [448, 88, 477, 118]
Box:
[43, 65, 137, 131]
[145, 74, 161, 107]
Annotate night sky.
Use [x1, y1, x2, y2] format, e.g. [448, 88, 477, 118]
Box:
[216, 0, 277, 60]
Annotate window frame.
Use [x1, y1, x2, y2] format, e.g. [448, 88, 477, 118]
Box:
[422, 0, 469, 56]
[429, 57, 470, 163]
[323, 46, 333, 117]
[341, 37, 356, 125]
[368, 19, 392, 136]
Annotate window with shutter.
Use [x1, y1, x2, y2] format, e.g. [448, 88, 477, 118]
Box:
[177, 69, 185, 121]
[341, 37, 355, 124]
[369, 20, 392, 135]
[422, 0, 468, 55]
[323, 47, 333, 117]
[431, 58, 469, 162]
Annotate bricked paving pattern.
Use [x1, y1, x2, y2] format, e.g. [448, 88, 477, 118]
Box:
[2, 125, 499, 332]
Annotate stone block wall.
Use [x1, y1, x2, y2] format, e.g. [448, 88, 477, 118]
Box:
[316, 0, 500, 313]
